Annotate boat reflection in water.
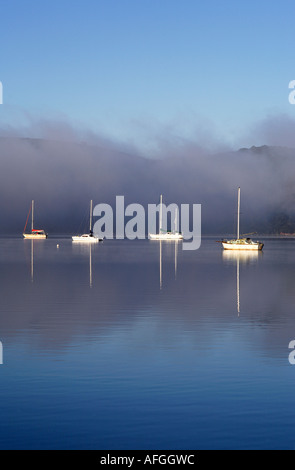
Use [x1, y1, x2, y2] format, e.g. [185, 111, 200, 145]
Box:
[72, 242, 95, 288]
[31, 240, 34, 282]
[222, 250, 262, 315]
[25, 238, 46, 283]
[159, 239, 179, 290]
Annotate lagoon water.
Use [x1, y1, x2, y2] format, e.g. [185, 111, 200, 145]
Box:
[0, 236, 295, 449]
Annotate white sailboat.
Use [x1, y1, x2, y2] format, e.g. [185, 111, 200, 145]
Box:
[149, 195, 183, 240]
[23, 200, 47, 239]
[222, 187, 264, 251]
[72, 200, 103, 243]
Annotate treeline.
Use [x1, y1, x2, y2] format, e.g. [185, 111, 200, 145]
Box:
[266, 213, 295, 234]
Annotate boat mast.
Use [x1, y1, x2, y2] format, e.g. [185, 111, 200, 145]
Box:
[31, 200, 34, 232]
[89, 200, 93, 233]
[159, 194, 163, 234]
[237, 257, 240, 315]
[174, 206, 178, 234]
[237, 187, 240, 240]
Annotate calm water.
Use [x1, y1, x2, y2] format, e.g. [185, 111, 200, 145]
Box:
[0, 236, 295, 450]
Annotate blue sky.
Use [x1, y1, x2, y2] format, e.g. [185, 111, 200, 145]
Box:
[1, 0, 295, 151]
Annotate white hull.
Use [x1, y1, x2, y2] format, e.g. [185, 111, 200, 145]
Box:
[23, 233, 47, 239]
[221, 188, 264, 252]
[222, 240, 263, 251]
[72, 201, 102, 244]
[23, 201, 47, 239]
[149, 195, 183, 241]
[72, 235, 101, 243]
[149, 233, 183, 240]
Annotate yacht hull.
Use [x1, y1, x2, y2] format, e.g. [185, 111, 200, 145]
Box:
[23, 233, 47, 239]
[222, 241, 263, 251]
[72, 235, 101, 243]
[149, 233, 183, 240]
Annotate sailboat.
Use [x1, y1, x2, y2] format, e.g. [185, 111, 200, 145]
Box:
[72, 200, 103, 243]
[222, 187, 264, 251]
[149, 195, 183, 240]
[23, 200, 47, 239]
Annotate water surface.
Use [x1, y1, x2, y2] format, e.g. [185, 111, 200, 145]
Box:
[0, 236, 294, 449]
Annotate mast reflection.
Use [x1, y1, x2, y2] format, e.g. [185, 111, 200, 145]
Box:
[72, 243, 94, 288]
[222, 250, 262, 315]
[159, 240, 180, 289]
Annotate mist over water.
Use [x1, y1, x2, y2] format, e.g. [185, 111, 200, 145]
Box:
[2, 114, 295, 449]
[1, 115, 295, 236]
